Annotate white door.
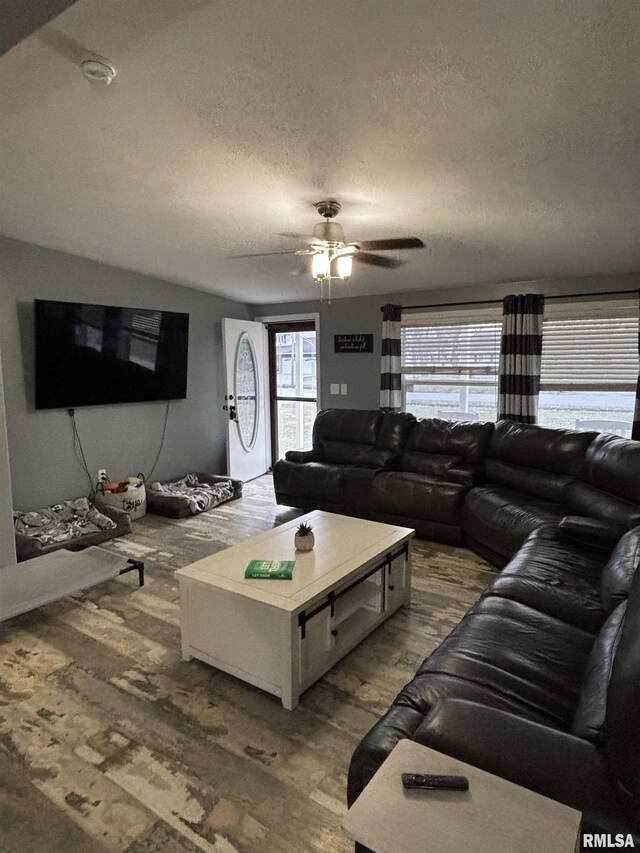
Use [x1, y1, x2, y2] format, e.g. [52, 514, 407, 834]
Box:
[222, 318, 269, 481]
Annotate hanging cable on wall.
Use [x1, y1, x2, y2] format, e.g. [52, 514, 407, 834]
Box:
[67, 408, 95, 497]
[67, 400, 172, 497]
[146, 399, 171, 483]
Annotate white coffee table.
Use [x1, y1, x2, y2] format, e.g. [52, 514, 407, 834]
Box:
[174, 510, 414, 709]
[343, 739, 581, 853]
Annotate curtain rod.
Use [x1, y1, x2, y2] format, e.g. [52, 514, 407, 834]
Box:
[382, 288, 640, 312]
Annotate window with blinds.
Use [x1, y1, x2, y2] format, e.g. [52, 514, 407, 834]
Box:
[540, 300, 638, 391]
[401, 307, 501, 421]
[538, 298, 638, 433]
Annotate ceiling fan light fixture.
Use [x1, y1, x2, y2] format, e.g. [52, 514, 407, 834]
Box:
[227, 199, 425, 299]
[336, 255, 353, 279]
[312, 221, 345, 244]
[311, 251, 330, 279]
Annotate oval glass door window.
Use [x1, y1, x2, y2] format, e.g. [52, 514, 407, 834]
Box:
[234, 332, 258, 450]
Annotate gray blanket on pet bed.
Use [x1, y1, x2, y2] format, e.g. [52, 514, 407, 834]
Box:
[148, 473, 234, 514]
[14, 498, 116, 546]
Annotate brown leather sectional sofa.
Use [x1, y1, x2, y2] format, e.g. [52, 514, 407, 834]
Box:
[273, 409, 640, 844]
[273, 408, 640, 564]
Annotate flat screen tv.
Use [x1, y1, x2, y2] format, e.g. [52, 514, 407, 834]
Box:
[35, 299, 189, 409]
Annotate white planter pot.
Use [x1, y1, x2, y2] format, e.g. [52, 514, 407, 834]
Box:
[295, 532, 315, 552]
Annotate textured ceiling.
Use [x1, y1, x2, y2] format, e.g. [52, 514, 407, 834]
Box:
[0, 0, 639, 303]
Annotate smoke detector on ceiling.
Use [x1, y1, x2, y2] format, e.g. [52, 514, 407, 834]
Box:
[80, 57, 118, 86]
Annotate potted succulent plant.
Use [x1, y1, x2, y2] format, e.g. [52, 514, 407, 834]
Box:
[294, 522, 315, 552]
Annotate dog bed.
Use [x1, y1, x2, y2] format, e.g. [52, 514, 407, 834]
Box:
[146, 472, 243, 518]
[14, 497, 132, 562]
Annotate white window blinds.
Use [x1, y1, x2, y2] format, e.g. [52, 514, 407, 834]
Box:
[540, 298, 639, 392]
[401, 306, 501, 385]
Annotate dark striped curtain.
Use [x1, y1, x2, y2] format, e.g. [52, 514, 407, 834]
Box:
[380, 303, 402, 412]
[633, 295, 640, 440]
[498, 294, 545, 423]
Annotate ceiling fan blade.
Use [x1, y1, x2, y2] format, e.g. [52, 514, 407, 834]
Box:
[228, 250, 300, 259]
[355, 252, 406, 269]
[290, 258, 311, 276]
[356, 237, 425, 252]
[277, 232, 316, 243]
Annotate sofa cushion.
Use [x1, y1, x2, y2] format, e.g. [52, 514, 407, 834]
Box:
[310, 409, 396, 468]
[572, 602, 627, 743]
[567, 481, 640, 530]
[396, 419, 492, 483]
[486, 421, 596, 502]
[489, 420, 595, 477]
[416, 596, 593, 729]
[377, 411, 416, 452]
[312, 408, 382, 449]
[404, 418, 493, 462]
[321, 441, 394, 468]
[399, 452, 462, 477]
[487, 527, 607, 633]
[342, 466, 379, 517]
[584, 434, 640, 506]
[601, 527, 640, 613]
[485, 459, 575, 503]
[402, 418, 494, 463]
[463, 484, 566, 560]
[564, 433, 640, 532]
[606, 555, 640, 813]
[271, 460, 345, 504]
[371, 471, 468, 524]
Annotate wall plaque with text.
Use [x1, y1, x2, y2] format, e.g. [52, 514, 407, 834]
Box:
[334, 334, 374, 353]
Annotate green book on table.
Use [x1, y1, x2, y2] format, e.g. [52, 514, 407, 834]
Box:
[245, 559, 296, 580]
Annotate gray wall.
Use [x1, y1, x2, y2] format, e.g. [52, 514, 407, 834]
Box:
[253, 273, 640, 411]
[0, 236, 251, 509]
[0, 340, 16, 566]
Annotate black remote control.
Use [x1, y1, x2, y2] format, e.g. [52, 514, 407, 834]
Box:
[401, 773, 469, 791]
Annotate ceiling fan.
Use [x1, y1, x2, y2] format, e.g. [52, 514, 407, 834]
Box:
[230, 200, 425, 299]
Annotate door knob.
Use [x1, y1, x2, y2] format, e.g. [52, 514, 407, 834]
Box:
[229, 405, 237, 421]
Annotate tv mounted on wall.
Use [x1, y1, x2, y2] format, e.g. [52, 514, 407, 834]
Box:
[34, 299, 189, 409]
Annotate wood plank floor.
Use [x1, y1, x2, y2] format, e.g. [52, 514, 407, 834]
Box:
[0, 476, 494, 853]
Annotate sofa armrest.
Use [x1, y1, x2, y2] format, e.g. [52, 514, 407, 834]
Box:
[414, 699, 629, 828]
[559, 515, 628, 551]
[446, 464, 485, 488]
[284, 449, 319, 463]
